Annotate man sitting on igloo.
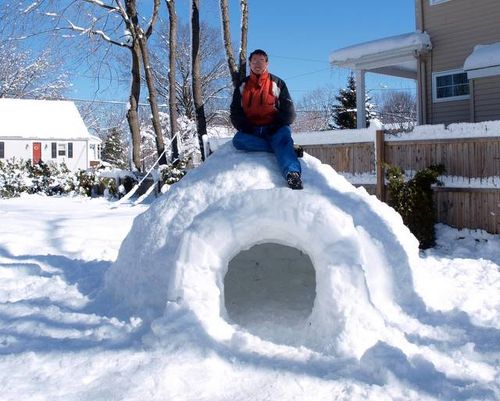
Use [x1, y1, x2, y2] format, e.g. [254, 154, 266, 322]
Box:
[230, 49, 304, 190]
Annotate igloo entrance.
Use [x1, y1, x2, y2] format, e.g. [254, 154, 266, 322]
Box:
[224, 243, 316, 345]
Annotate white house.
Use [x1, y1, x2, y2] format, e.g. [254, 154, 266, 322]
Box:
[0, 98, 101, 170]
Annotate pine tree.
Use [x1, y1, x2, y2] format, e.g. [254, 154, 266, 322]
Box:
[101, 128, 128, 169]
[330, 73, 377, 129]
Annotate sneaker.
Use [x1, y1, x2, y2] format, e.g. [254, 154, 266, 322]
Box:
[294, 145, 304, 158]
[286, 172, 303, 190]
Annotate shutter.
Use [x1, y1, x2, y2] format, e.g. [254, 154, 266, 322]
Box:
[0, 142, 4, 158]
[51, 142, 57, 158]
[68, 142, 73, 158]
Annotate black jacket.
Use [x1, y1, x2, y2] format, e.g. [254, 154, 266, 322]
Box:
[230, 73, 296, 133]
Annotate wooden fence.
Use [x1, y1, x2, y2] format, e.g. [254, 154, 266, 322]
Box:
[301, 130, 500, 234]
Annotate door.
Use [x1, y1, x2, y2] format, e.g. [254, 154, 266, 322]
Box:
[32, 142, 42, 164]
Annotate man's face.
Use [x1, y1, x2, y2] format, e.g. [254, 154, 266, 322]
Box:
[249, 54, 268, 75]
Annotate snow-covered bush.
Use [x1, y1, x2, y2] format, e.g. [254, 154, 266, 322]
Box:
[385, 163, 446, 249]
[0, 158, 29, 197]
[0, 159, 75, 197]
[0, 158, 125, 199]
[158, 159, 189, 185]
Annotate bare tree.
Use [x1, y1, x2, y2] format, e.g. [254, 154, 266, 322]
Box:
[0, 3, 69, 100]
[0, 42, 69, 99]
[191, 0, 208, 160]
[378, 91, 417, 132]
[220, 0, 248, 88]
[151, 22, 230, 121]
[165, 0, 179, 162]
[132, 0, 167, 165]
[18, 0, 165, 171]
[294, 87, 336, 132]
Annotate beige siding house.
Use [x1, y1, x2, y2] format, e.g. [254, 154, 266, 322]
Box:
[330, 0, 500, 127]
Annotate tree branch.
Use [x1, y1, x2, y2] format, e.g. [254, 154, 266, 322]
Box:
[145, 0, 161, 38]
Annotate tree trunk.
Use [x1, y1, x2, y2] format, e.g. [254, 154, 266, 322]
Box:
[191, 0, 208, 161]
[239, 0, 248, 82]
[220, 0, 239, 88]
[166, 0, 179, 162]
[138, 34, 167, 165]
[126, 43, 142, 171]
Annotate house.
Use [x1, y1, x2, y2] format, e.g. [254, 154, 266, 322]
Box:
[330, 0, 500, 127]
[0, 98, 101, 170]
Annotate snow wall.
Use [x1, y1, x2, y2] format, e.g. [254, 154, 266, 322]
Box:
[104, 142, 425, 358]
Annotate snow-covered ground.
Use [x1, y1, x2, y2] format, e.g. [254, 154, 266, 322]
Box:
[0, 189, 498, 399]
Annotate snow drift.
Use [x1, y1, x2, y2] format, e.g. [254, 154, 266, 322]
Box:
[104, 143, 425, 358]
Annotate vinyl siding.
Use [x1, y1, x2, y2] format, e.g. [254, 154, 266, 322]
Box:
[417, 0, 500, 124]
[474, 76, 500, 122]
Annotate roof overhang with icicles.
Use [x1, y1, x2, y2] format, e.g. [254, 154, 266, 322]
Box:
[329, 31, 432, 79]
[464, 42, 500, 79]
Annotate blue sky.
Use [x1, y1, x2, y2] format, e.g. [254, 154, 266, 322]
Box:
[71, 0, 417, 104]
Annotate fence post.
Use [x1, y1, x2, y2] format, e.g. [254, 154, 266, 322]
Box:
[375, 130, 385, 201]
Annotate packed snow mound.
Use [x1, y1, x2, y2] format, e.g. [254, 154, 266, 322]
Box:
[104, 142, 425, 357]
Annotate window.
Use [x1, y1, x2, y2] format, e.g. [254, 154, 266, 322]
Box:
[433, 70, 469, 102]
[430, 0, 450, 5]
[0, 142, 4, 159]
[51, 142, 57, 158]
[58, 143, 66, 156]
[68, 142, 73, 158]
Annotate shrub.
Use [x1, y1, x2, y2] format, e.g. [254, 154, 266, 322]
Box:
[0, 158, 29, 197]
[385, 164, 446, 249]
[159, 159, 189, 185]
[0, 158, 123, 199]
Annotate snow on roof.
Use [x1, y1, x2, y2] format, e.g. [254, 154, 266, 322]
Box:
[0, 98, 91, 140]
[89, 134, 103, 144]
[464, 42, 500, 78]
[329, 31, 431, 65]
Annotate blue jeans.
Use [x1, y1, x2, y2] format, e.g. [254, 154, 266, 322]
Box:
[232, 125, 301, 178]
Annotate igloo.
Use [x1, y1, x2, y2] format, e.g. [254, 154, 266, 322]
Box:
[103, 142, 425, 358]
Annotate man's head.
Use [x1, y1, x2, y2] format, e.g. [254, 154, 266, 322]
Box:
[249, 49, 269, 75]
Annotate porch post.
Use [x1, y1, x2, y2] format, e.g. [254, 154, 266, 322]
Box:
[355, 69, 366, 128]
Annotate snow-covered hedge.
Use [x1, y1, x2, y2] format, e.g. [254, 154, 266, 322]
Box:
[0, 158, 120, 199]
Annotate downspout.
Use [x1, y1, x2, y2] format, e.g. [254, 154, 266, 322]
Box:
[418, 0, 425, 32]
[417, 0, 427, 125]
[469, 80, 476, 122]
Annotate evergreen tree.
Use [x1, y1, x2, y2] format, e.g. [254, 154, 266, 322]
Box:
[330, 73, 377, 129]
[101, 128, 128, 168]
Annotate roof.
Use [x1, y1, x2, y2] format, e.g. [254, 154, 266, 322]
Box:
[329, 31, 432, 79]
[0, 98, 91, 140]
[464, 42, 500, 79]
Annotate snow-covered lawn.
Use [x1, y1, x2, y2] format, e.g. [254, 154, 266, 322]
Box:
[0, 194, 498, 401]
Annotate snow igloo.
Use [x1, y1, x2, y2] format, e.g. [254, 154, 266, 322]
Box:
[104, 142, 424, 358]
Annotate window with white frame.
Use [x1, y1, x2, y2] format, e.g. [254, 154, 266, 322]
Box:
[430, 0, 450, 5]
[58, 143, 66, 156]
[432, 70, 469, 102]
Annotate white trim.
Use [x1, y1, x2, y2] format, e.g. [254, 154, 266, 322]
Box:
[432, 69, 470, 103]
[355, 70, 366, 129]
[429, 0, 450, 5]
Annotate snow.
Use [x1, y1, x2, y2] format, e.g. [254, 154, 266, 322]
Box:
[0, 98, 92, 140]
[0, 146, 499, 400]
[464, 42, 500, 71]
[329, 31, 432, 64]
[389, 120, 500, 140]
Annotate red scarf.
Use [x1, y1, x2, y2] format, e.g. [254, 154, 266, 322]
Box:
[242, 72, 277, 126]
